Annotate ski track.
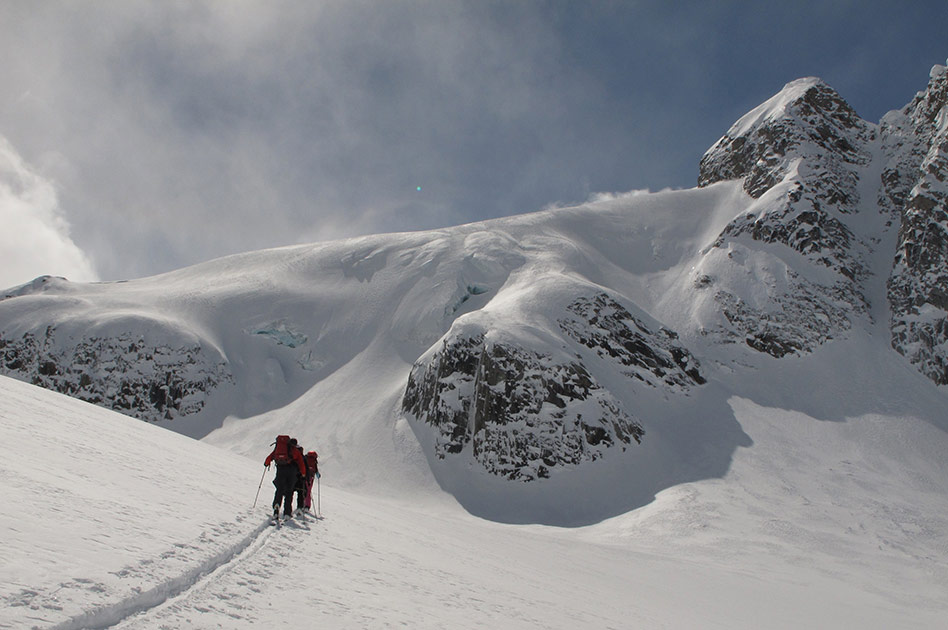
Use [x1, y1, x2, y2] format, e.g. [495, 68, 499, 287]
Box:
[109, 511, 323, 630]
[42, 513, 275, 630]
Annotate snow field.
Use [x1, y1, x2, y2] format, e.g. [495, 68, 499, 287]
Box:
[5, 338, 948, 629]
[0, 375, 263, 629]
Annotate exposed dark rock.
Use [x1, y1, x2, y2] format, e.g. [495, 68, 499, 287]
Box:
[402, 293, 708, 481]
[558, 293, 704, 388]
[713, 277, 855, 358]
[403, 332, 644, 481]
[698, 79, 873, 283]
[884, 65, 948, 384]
[0, 329, 232, 422]
[695, 78, 876, 357]
[698, 79, 872, 202]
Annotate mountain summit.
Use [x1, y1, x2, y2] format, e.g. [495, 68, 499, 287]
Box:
[1, 60, 947, 524]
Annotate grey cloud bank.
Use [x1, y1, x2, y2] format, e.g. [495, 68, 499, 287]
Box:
[1, 1, 946, 285]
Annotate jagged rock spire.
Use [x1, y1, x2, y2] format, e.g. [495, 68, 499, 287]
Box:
[886, 61, 948, 384]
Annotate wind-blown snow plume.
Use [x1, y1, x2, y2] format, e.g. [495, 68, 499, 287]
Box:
[0, 136, 97, 288]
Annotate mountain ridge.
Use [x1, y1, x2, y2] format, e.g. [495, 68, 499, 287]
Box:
[2, 60, 947, 523]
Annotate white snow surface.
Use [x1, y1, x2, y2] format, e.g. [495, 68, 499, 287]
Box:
[3, 321, 948, 630]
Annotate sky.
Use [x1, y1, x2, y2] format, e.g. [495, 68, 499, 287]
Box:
[1, 0, 947, 288]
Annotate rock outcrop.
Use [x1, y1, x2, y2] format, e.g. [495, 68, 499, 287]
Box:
[403, 330, 643, 481]
[0, 326, 231, 422]
[883, 63, 948, 384]
[558, 293, 704, 389]
[696, 78, 875, 356]
[403, 293, 704, 481]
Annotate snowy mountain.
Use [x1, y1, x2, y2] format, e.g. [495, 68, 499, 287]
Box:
[696, 77, 875, 356]
[3, 59, 948, 629]
[2, 60, 948, 526]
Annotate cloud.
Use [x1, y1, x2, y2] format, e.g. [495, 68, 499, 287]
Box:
[0, 1, 614, 280]
[0, 136, 98, 289]
[1, 1, 946, 283]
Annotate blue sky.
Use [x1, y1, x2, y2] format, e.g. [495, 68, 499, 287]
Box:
[1, 1, 946, 285]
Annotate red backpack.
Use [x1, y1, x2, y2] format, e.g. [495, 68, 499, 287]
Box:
[305, 451, 318, 474]
[272, 435, 292, 464]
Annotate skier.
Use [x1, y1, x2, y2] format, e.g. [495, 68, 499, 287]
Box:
[294, 442, 308, 514]
[264, 435, 306, 520]
[303, 450, 320, 511]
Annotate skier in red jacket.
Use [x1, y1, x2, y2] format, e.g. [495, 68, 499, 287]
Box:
[264, 436, 307, 519]
[303, 450, 320, 511]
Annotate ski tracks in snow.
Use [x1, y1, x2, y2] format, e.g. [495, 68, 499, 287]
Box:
[105, 512, 321, 629]
[15, 511, 289, 630]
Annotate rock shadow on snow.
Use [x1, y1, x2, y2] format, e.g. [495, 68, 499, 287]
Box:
[401, 290, 752, 527]
[403, 379, 751, 527]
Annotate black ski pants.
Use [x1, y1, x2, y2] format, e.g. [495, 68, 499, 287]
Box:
[272, 464, 298, 516]
[295, 474, 307, 510]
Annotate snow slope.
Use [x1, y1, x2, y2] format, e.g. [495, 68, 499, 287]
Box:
[1, 181, 759, 525]
[0, 171, 945, 528]
[2, 65, 948, 627]
[0, 374, 262, 629]
[3, 373, 947, 629]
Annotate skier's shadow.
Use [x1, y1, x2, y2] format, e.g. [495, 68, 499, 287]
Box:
[283, 515, 315, 531]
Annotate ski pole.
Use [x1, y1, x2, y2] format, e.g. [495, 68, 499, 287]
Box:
[317, 475, 321, 518]
[252, 466, 268, 509]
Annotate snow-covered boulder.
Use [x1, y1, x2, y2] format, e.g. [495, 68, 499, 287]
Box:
[403, 292, 704, 481]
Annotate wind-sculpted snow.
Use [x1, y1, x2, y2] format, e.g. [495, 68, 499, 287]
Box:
[403, 329, 644, 481]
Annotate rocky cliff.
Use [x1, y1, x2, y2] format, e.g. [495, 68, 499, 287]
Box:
[883, 64, 948, 384]
[0, 326, 231, 422]
[695, 78, 876, 357]
[0, 277, 233, 423]
[695, 63, 948, 380]
[403, 293, 702, 481]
